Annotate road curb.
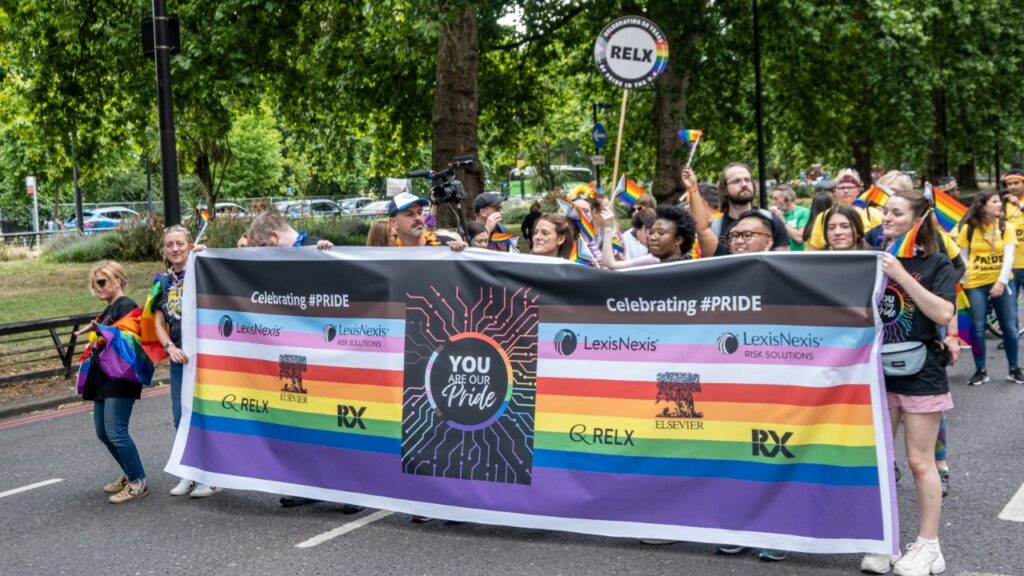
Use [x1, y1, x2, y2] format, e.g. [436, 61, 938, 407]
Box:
[0, 368, 171, 421]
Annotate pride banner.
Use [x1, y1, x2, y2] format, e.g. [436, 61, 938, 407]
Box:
[167, 248, 895, 555]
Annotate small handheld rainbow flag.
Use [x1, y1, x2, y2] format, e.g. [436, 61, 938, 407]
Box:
[931, 185, 967, 233]
[853, 184, 892, 209]
[611, 234, 625, 255]
[556, 197, 576, 218]
[573, 236, 598, 266]
[575, 207, 597, 242]
[614, 176, 645, 208]
[886, 209, 928, 258]
[678, 129, 704, 166]
[194, 208, 211, 243]
[489, 232, 518, 246]
[955, 284, 975, 350]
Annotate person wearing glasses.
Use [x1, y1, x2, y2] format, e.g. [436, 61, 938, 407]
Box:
[598, 206, 694, 269]
[806, 168, 883, 250]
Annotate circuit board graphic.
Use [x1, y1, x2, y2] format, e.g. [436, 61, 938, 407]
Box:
[401, 285, 538, 485]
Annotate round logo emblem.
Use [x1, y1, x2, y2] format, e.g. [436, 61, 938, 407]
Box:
[594, 16, 669, 89]
[553, 329, 578, 356]
[323, 324, 337, 342]
[218, 315, 233, 338]
[425, 333, 513, 431]
[717, 332, 739, 355]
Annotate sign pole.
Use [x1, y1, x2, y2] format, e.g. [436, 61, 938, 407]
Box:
[610, 89, 629, 194]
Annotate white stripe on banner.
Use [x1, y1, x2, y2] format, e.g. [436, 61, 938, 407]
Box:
[538, 357, 876, 387]
[197, 339, 404, 371]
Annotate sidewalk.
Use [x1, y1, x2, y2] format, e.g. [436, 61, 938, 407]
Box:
[0, 366, 171, 421]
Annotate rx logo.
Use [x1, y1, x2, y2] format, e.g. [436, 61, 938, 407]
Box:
[751, 429, 794, 458]
[337, 405, 366, 430]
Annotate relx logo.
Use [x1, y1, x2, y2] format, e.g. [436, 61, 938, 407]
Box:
[751, 429, 794, 458]
[337, 405, 366, 430]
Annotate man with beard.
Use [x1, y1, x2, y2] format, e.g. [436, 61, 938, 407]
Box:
[389, 192, 467, 250]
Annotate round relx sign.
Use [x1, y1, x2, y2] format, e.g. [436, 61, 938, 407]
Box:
[594, 16, 669, 89]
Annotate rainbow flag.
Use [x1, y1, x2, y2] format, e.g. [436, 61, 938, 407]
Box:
[489, 232, 518, 247]
[556, 197, 577, 219]
[140, 274, 170, 363]
[955, 284, 975, 350]
[614, 176, 645, 208]
[611, 234, 625, 255]
[886, 213, 925, 258]
[853, 185, 891, 209]
[573, 236, 597, 266]
[677, 129, 703, 144]
[77, 308, 156, 394]
[932, 186, 967, 233]
[575, 207, 596, 242]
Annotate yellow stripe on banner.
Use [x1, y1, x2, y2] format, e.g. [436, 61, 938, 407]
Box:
[196, 368, 402, 405]
[195, 382, 403, 422]
[536, 413, 875, 447]
[537, 396, 872, 427]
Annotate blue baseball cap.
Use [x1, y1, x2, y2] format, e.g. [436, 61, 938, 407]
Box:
[388, 192, 430, 217]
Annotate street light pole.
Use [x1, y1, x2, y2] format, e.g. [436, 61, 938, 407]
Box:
[753, 0, 768, 208]
[152, 0, 180, 226]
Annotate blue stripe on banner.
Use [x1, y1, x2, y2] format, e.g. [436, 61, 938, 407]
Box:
[538, 324, 877, 349]
[190, 412, 402, 455]
[534, 449, 879, 487]
[197, 309, 405, 335]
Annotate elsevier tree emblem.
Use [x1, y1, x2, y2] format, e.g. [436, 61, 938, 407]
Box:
[655, 371, 703, 419]
[279, 354, 308, 394]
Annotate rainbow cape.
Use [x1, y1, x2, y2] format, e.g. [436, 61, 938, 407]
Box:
[886, 212, 926, 258]
[77, 308, 156, 395]
[853, 185, 891, 209]
[614, 176, 645, 208]
[931, 186, 967, 233]
[141, 275, 170, 363]
[955, 284, 975, 350]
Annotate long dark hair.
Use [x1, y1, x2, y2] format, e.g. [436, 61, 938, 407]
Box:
[803, 191, 834, 243]
[963, 189, 1002, 233]
[879, 170, 939, 257]
[822, 206, 867, 250]
[536, 213, 576, 259]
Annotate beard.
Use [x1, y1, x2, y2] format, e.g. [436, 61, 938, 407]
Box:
[729, 189, 755, 205]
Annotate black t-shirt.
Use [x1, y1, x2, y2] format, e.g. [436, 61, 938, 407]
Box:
[878, 252, 957, 396]
[83, 296, 143, 401]
[155, 271, 185, 347]
[711, 210, 790, 256]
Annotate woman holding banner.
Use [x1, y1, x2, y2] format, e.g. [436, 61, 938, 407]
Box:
[531, 214, 576, 260]
[599, 205, 694, 268]
[822, 206, 869, 251]
[861, 172, 955, 576]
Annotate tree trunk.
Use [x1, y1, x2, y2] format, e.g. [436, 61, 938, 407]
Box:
[650, 0, 705, 205]
[955, 154, 977, 190]
[925, 88, 947, 183]
[432, 4, 481, 232]
[194, 148, 216, 214]
[849, 132, 872, 186]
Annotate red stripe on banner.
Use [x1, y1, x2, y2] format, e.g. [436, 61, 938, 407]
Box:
[196, 354, 403, 388]
[538, 377, 871, 406]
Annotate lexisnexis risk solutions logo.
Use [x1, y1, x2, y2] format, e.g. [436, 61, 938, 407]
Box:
[218, 315, 281, 338]
[322, 322, 390, 349]
[717, 330, 823, 360]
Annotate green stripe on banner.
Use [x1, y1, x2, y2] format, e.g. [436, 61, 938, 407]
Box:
[533, 432, 878, 468]
[192, 399, 401, 440]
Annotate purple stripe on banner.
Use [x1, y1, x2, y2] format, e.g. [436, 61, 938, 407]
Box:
[196, 324, 404, 353]
[537, 342, 872, 367]
[181, 429, 883, 540]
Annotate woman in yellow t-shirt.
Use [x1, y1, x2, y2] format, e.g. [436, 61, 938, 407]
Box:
[957, 190, 1021, 385]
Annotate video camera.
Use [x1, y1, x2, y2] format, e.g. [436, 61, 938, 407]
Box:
[406, 155, 474, 206]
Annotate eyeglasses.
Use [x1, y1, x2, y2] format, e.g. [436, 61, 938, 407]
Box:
[93, 278, 108, 288]
[727, 230, 770, 242]
[727, 177, 753, 187]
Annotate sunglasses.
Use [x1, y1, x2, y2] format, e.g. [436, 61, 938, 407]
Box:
[93, 278, 108, 288]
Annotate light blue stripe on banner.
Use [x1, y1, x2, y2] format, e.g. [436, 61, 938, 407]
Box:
[538, 324, 876, 349]
[197, 309, 405, 335]
[189, 412, 402, 455]
[534, 449, 879, 487]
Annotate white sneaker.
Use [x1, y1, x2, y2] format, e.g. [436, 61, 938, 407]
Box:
[893, 541, 945, 576]
[861, 552, 899, 574]
[170, 478, 195, 496]
[189, 483, 223, 498]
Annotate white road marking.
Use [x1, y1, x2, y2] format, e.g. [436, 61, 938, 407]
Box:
[295, 510, 392, 548]
[997, 481, 1024, 522]
[0, 478, 63, 499]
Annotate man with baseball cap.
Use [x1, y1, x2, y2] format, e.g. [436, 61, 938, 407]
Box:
[388, 192, 466, 250]
[473, 192, 518, 252]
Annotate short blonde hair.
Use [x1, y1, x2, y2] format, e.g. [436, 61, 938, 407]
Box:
[162, 225, 193, 268]
[89, 260, 127, 295]
[248, 211, 292, 246]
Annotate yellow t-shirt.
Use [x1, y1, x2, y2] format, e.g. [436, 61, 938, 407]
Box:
[807, 205, 882, 250]
[1004, 202, 1024, 269]
[939, 228, 960, 261]
[956, 221, 1017, 289]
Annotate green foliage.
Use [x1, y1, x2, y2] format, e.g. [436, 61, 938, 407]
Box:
[221, 104, 286, 200]
[44, 234, 119, 263]
[108, 219, 166, 263]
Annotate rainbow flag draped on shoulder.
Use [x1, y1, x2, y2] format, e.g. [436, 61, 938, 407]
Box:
[169, 249, 896, 555]
[78, 308, 156, 394]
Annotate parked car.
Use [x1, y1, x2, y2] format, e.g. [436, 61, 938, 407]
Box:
[198, 202, 248, 217]
[66, 206, 141, 230]
[276, 199, 344, 218]
[338, 197, 375, 214]
[355, 200, 391, 216]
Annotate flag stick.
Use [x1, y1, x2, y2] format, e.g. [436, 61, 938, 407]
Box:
[610, 89, 629, 199]
[685, 136, 702, 167]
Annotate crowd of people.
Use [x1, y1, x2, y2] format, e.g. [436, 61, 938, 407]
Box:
[75, 160, 1024, 576]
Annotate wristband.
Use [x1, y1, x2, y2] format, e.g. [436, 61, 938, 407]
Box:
[163, 342, 172, 351]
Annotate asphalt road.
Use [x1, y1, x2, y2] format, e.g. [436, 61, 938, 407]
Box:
[1, 342, 1022, 576]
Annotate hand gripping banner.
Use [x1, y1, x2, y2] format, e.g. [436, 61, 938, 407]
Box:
[167, 248, 896, 555]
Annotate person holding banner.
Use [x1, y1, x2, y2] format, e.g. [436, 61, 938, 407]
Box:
[531, 213, 576, 259]
[598, 205, 694, 269]
[248, 212, 334, 250]
[861, 173, 956, 576]
[466, 221, 491, 249]
[388, 192, 467, 250]
[822, 205, 869, 251]
[957, 189, 1021, 385]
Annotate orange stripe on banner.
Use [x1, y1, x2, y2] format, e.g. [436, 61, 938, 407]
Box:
[195, 368, 403, 404]
[537, 395, 873, 427]
[537, 378, 872, 406]
[196, 353, 402, 388]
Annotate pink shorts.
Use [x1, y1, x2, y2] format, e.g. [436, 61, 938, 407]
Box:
[886, 391, 954, 413]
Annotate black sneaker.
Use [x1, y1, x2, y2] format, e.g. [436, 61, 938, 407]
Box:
[1008, 368, 1024, 384]
[938, 468, 949, 497]
[279, 496, 320, 508]
[967, 369, 989, 386]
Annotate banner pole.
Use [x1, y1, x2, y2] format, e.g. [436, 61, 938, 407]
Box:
[610, 89, 629, 196]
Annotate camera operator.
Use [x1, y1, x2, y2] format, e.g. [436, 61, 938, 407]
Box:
[474, 193, 519, 253]
[389, 192, 467, 251]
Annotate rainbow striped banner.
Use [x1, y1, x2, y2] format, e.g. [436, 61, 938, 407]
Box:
[169, 249, 895, 555]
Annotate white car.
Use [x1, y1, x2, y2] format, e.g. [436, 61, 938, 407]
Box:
[356, 200, 391, 216]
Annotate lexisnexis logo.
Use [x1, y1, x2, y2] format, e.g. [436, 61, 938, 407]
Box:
[717, 331, 823, 359]
[219, 315, 282, 338]
[323, 323, 390, 343]
[554, 328, 658, 356]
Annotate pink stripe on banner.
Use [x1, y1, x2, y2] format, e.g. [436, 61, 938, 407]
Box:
[538, 342, 872, 367]
[196, 325, 403, 353]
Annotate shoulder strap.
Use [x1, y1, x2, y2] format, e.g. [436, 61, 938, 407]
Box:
[710, 216, 724, 237]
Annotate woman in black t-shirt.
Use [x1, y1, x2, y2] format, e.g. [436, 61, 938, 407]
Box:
[78, 260, 149, 504]
[861, 173, 956, 575]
